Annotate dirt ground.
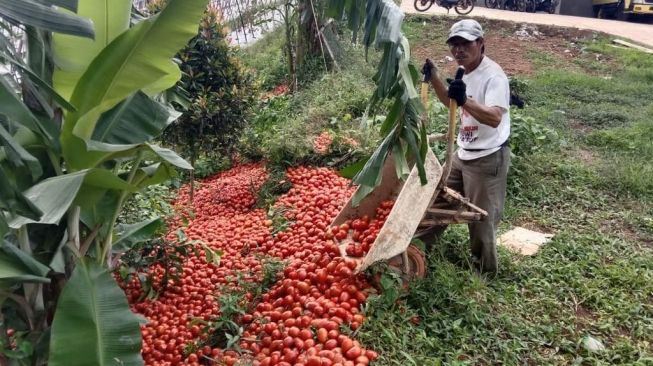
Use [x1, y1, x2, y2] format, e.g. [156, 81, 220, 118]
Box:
[401, 0, 653, 48]
[412, 19, 597, 77]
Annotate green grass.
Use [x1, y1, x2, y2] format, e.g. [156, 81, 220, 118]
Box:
[239, 26, 381, 166]
[245, 15, 653, 365]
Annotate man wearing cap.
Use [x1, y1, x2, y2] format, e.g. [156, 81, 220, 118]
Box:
[422, 19, 511, 275]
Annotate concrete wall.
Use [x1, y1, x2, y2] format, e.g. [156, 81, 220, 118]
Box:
[559, 0, 595, 17]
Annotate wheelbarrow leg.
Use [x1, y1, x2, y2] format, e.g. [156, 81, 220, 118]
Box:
[402, 251, 410, 274]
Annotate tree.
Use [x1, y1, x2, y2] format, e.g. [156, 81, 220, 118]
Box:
[161, 5, 257, 201]
[0, 0, 209, 363]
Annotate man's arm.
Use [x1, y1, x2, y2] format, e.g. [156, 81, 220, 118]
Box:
[461, 100, 504, 128]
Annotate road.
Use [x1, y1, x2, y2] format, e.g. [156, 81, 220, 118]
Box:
[400, 1, 653, 48]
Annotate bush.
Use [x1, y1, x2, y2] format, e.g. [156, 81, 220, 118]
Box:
[161, 7, 258, 165]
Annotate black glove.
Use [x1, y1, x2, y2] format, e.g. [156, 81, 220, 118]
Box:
[421, 58, 436, 82]
[448, 79, 467, 106]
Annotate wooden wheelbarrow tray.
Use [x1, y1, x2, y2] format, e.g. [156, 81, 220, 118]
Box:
[331, 148, 488, 278]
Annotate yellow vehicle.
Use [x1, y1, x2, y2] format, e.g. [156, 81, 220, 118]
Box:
[592, 0, 653, 20]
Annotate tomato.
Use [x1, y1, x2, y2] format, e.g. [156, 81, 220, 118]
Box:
[317, 328, 328, 343]
[345, 346, 362, 360]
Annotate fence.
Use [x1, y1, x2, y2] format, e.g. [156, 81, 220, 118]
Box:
[133, 0, 286, 46]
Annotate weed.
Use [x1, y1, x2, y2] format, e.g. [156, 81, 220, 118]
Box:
[118, 229, 222, 300]
[255, 166, 292, 209]
[194, 256, 285, 353]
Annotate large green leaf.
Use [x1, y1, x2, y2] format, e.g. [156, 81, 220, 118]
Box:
[132, 162, 177, 188]
[6, 170, 89, 228]
[92, 91, 177, 144]
[6, 175, 81, 228]
[0, 240, 51, 284]
[34, 0, 78, 12]
[52, 0, 132, 100]
[353, 129, 396, 187]
[0, 166, 43, 221]
[73, 169, 138, 211]
[49, 258, 143, 366]
[78, 141, 193, 171]
[0, 124, 42, 180]
[0, 76, 56, 146]
[0, 0, 94, 39]
[0, 50, 76, 112]
[113, 217, 164, 253]
[61, 0, 210, 170]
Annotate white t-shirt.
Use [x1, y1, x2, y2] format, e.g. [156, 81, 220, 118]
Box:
[456, 56, 511, 161]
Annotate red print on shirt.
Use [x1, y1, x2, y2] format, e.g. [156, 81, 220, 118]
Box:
[460, 125, 478, 143]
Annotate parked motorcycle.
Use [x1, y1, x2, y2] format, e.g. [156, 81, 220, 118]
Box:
[413, 0, 475, 15]
[535, 0, 559, 13]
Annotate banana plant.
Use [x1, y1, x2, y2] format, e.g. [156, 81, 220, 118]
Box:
[328, 0, 428, 205]
[1, 0, 210, 363]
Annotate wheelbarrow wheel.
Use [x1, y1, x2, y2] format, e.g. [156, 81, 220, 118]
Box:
[386, 245, 427, 287]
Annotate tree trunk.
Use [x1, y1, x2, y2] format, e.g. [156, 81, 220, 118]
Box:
[189, 150, 196, 204]
[284, 1, 297, 91]
[296, 0, 322, 68]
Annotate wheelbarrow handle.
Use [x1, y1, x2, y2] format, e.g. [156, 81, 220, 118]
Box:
[439, 66, 465, 190]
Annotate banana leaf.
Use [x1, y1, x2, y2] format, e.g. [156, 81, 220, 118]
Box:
[52, 0, 132, 100]
[92, 91, 177, 144]
[0, 240, 51, 285]
[0, 0, 94, 39]
[112, 217, 165, 253]
[59, 0, 210, 170]
[49, 258, 143, 366]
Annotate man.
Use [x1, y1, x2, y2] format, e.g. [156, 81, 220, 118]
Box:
[422, 19, 511, 275]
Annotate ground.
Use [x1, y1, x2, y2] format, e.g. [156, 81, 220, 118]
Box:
[401, 0, 653, 47]
[410, 17, 598, 77]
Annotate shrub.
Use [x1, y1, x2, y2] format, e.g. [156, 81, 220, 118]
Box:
[161, 6, 258, 166]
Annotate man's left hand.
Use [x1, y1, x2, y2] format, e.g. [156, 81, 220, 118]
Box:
[448, 79, 467, 106]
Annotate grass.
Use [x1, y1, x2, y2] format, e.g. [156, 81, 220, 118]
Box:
[242, 15, 653, 365]
[239, 25, 381, 167]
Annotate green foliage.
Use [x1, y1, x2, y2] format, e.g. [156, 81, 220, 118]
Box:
[1, 0, 209, 364]
[162, 8, 258, 163]
[119, 184, 175, 225]
[118, 229, 221, 301]
[586, 121, 653, 197]
[192, 257, 285, 352]
[49, 259, 144, 366]
[193, 153, 233, 179]
[240, 26, 287, 90]
[256, 166, 292, 209]
[509, 109, 560, 158]
[240, 30, 381, 168]
[357, 227, 653, 365]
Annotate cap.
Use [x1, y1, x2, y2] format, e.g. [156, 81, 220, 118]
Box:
[446, 19, 484, 43]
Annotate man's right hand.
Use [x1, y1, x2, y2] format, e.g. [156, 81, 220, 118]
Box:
[421, 58, 437, 82]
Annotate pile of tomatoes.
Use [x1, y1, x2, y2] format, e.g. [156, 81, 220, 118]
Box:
[122, 163, 384, 365]
[312, 132, 334, 156]
[326, 201, 394, 258]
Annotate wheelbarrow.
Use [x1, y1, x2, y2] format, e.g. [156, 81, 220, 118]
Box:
[331, 67, 488, 283]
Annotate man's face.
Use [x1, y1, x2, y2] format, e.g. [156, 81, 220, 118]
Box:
[447, 37, 483, 69]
